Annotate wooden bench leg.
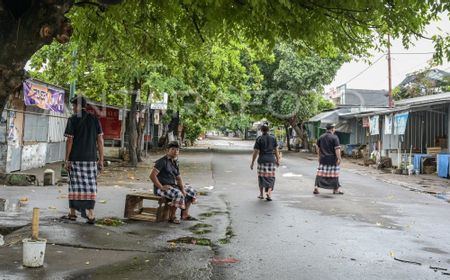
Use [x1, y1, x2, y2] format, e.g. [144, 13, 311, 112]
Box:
[157, 198, 171, 222]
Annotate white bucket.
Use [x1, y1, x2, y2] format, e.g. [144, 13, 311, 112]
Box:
[22, 238, 47, 267]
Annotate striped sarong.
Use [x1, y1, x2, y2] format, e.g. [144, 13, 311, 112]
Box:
[155, 184, 197, 209]
[315, 164, 340, 189]
[68, 161, 98, 200]
[257, 163, 276, 189]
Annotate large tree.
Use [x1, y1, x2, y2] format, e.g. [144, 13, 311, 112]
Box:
[250, 44, 343, 149]
[2, 0, 450, 114]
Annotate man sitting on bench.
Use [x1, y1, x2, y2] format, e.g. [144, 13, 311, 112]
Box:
[150, 141, 197, 224]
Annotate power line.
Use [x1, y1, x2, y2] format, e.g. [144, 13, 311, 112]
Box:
[390, 52, 435, 55]
[343, 54, 385, 85]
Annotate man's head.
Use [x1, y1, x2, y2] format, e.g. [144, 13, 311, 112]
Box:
[326, 123, 336, 133]
[166, 141, 180, 158]
[70, 96, 87, 113]
[261, 121, 269, 133]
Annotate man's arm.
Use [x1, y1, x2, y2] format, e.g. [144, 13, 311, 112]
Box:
[176, 175, 185, 192]
[250, 149, 259, 170]
[65, 137, 73, 171]
[150, 168, 169, 191]
[97, 134, 104, 170]
[275, 147, 280, 166]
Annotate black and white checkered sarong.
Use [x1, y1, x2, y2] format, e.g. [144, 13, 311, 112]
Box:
[68, 161, 98, 200]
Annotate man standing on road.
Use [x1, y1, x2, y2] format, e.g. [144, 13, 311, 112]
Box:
[150, 141, 197, 224]
[313, 123, 343, 195]
[62, 96, 104, 224]
[250, 122, 280, 201]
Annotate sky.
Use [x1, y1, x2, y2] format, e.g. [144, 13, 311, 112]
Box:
[326, 14, 450, 92]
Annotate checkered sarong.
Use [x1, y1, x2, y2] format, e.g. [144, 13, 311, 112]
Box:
[155, 184, 197, 209]
[316, 164, 340, 177]
[68, 161, 97, 200]
[257, 163, 276, 189]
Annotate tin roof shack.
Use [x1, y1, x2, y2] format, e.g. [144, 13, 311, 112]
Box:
[341, 92, 450, 176]
[307, 88, 390, 153]
[0, 79, 70, 173]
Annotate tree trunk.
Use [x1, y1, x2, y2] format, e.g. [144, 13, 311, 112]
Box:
[127, 79, 139, 167]
[284, 124, 291, 151]
[289, 117, 309, 150]
[0, 1, 74, 112]
[136, 105, 145, 162]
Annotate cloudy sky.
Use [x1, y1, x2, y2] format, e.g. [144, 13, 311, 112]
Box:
[326, 14, 450, 91]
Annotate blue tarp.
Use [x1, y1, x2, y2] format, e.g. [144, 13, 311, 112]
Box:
[437, 154, 450, 178]
[413, 154, 431, 171]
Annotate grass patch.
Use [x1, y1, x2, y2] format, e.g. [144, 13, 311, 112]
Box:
[167, 237, 212, 246]
[199, 211, 227, 218]
[96, 217, 125, 226]
[218, 226, 235, 244]
[189, 223, 212, 234]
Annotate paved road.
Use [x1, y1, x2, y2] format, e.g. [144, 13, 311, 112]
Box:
[204, 139, 450, 279]
[1, 138, 450, 279]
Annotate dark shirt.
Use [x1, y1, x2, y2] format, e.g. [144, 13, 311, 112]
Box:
[317, 131, 340, 165]
[153, 156, 180, 193]
[64, 110, 103, 162]
[254, 134, 278, 163]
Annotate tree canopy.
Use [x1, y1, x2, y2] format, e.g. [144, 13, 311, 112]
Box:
[2, 0, 450, 112]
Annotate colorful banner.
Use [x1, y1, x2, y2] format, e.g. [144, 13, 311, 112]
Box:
[394, 112, 409, 135]
[384, 114, 393, 135]
[23, 80, 65, 113]
[369, 115, 379, 135]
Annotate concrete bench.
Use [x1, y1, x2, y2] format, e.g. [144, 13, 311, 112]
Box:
[124, 192, 170, 222]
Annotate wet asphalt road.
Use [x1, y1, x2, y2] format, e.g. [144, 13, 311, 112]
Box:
[1, 138, 450, 279]
[204, 139, 450, 280]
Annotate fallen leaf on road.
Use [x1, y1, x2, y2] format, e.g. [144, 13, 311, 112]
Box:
[85, 261, 90, 265]
[98, 200, 107, 204]
[389, 251, 395, 257]
[145, 260, 150, 263]
[48, 206, 57, 210]
[211, 257, 240, 264]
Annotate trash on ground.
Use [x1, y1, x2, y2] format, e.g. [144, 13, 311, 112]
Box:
[282, 172, 303, 178]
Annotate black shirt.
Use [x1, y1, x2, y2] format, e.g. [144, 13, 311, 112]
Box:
[153, 156, 180, 192]
[317, 131, 340, 165]
[64, 110, 103, 162]
[254, 134, 278, 163]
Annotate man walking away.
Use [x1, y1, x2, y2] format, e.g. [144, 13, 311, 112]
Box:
[62, 96, 104, 224]
[313, 123, 344, 195]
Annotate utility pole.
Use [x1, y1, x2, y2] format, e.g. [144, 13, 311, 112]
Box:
[387, 34, 393, 108]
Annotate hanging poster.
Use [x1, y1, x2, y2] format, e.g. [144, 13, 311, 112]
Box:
[369, 115, 379, 135]
[23, 80, 65, 113]
[394, 112, 409, 135]
[384, 114, 393, 135]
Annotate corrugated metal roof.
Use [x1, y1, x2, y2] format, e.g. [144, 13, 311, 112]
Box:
[395, 91, 450, 106]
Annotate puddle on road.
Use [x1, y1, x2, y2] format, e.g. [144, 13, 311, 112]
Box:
[282, 172, 303, 178]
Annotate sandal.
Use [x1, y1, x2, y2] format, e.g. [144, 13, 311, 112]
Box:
[168, 218, 181, 224]
[257, 195, 264, 199]
[60, 214, 77, 221]
[333, 189, 344, 195]
[266, 195, 272, 201]
[86, 217, 96, 224]
[313, 189, 320, 195]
